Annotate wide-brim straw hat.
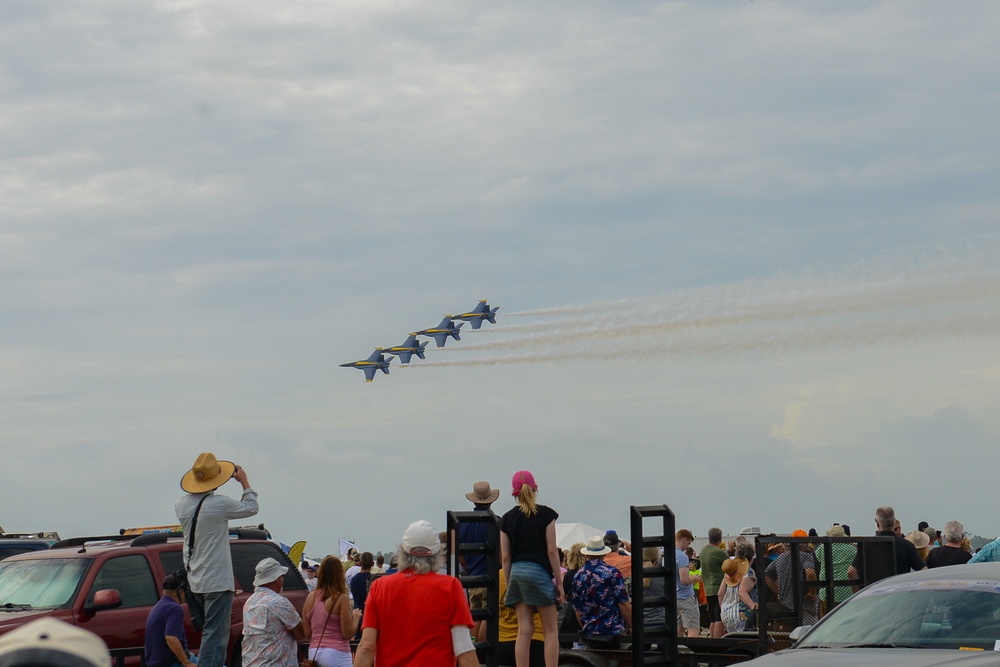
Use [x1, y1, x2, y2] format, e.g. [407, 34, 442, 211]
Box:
[180, 452, 236, 493]
[581, 535, 612, 556]
[906, 529, 930, 549]
[722, 557, 750, 586]
[466, 481, 500, 504]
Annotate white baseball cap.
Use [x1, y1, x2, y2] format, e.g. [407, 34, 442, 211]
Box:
[0, 618, 111, 667]
[401, 520, 441, 556]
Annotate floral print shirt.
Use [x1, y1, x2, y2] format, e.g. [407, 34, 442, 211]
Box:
[242, 587, 301, 667]
[571, 558, 629, 636]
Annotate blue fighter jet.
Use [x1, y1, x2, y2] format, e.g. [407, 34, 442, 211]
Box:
[414, 316, 464, 348]
[340, 349, 392, 382]
[451, 300, 499, 330]
[382, 334, 429, 365]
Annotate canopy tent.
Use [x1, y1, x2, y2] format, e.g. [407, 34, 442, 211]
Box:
[556, 522, 605, 550]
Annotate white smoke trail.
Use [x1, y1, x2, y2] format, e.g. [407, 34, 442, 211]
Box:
[417, 307, 1000, 367]
[453, 269, 1000, 354]
[505, 237, 999, 319]
[412, 238, 1000, 367]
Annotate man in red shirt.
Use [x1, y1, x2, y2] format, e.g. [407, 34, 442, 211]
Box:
[355, 520, 477, 667]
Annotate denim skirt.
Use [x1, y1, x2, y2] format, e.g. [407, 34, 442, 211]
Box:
[506, 561, 556, 607]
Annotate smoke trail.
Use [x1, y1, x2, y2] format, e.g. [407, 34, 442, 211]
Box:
[413, 239, 1000, 368]
[418, 308, 1000, 367]
[454, 269, 1000, 354]
[505, 237, 1000, 319]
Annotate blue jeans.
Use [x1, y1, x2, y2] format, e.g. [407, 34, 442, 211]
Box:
[194, 591, 233, 667]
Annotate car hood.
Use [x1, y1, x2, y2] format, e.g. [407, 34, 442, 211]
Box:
[0, 608, 57, 633]
[749, 648, 1000, 667]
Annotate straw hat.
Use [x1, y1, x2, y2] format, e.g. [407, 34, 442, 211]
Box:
[906, 529, 930, 549]
[581, 535, 612, 557]
[180, 452, 236, 494]
[826, 524, 846, 538]
[722, 557, 750, 586]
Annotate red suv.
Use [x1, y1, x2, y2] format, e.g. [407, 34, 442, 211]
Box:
[0, 528, 309, 666]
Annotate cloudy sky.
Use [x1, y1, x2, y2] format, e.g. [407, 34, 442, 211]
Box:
[3, 1, 999, 557]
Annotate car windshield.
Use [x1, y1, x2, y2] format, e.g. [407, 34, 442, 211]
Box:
[799, 580, 1000, 650]
[0, 558, 91, 609]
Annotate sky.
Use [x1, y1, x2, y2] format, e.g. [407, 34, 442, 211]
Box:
[2, 1, 999, 558]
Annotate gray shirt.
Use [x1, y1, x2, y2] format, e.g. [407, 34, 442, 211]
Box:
[175, 488, 259, 593]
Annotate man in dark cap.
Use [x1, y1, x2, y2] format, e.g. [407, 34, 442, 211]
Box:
[145, 574, 195, 667]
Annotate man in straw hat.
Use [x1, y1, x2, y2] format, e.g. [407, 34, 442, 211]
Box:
[570, 535, 632, 646]
[175, 453, 259, 667]
[458, 481, 500, 638]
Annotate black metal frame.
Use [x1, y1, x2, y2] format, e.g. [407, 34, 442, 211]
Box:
[629, 504, 677, 666]
[753, 534, 896, 655]
[447, 509, 501, 667]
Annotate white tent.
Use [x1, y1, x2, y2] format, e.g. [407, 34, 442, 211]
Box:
[556, 522, 604, 550]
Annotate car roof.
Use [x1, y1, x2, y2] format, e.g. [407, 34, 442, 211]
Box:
[859, 562, 1000, 591]
[0, 529, 276, 562]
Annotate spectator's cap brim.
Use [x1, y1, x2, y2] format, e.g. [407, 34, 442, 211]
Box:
[0, 619, 110, 667]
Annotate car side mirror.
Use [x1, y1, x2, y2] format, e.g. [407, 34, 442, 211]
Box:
[788, 625, 811, 642]
[85, 589, 122, 613]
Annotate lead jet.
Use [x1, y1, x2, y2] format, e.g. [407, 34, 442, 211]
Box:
[382, 334, 429, 365]
[451, 300, 499, 330]
[414, 316, 464, 348]
[340, 349, 392, 382]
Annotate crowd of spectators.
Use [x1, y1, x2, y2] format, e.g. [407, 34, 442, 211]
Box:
[146, 456, 1000, 667]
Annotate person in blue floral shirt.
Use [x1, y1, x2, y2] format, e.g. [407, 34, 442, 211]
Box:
[570, 536, 632, 644]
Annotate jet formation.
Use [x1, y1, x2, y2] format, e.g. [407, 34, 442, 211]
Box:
[340, 300, 498, 382]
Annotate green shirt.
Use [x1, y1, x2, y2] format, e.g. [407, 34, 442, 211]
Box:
[700, 544, 728, 594]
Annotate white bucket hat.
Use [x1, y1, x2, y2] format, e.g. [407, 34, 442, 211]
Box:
[253, 557, 288, 586]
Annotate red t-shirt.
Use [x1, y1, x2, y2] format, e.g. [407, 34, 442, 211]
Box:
[362, 571, 474, 666]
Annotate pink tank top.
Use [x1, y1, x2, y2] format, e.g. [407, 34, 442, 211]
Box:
[309, 593, 350, 652]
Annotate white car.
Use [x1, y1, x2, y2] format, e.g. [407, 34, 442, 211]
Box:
[746, 563, 1000, 666]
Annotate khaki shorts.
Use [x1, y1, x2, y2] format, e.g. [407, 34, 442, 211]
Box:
[468, 587, 487, 610]
[676, 595, 700, 630]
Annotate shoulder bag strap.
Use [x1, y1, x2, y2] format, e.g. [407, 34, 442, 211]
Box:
[185, 495, 210, 572]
